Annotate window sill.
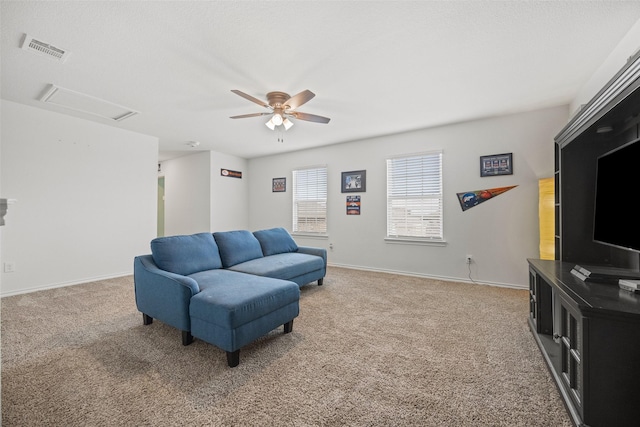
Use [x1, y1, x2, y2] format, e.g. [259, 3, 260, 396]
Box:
[291, 233, 329, 240]
[384, 237, 447, 247]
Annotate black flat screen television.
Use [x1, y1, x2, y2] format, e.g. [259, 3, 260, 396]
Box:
[593, 137, 640, 253]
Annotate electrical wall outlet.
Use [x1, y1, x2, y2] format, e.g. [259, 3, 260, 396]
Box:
[4, 261, 16, 273]
[465, 255, 473, 264]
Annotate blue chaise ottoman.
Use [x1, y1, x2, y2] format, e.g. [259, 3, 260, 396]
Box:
[189, 272, 300, 367]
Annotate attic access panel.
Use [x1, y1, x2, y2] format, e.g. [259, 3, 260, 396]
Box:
[39, 85, 138, 122]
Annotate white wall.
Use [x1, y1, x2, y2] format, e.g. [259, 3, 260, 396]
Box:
[0, 107, 3, 298]
[160, 152, 211, 236]
[0, 100, 158, 296]
[209, 151, 249, 231]
[571, 19, 640, 115]
[249, 105, 568, 288]
[159, 150, 249, 236]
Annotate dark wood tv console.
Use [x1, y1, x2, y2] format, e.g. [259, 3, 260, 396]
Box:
[537, 43, 640, 427]
[528, 259, 640, 427]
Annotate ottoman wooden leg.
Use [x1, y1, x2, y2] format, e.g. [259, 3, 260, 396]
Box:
[227, 350, 240, 367]
[182, 330, 193, 346]
[284, 320, 294, 334]
[142, 313, 153, 325]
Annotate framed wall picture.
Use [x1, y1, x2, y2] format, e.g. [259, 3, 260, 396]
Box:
[480, 153, 513, 177]
[341, 170, 366, 193]
[221, 168, 242, 178]
[272, 177, 286, 192]
[346, 195, 361, 215]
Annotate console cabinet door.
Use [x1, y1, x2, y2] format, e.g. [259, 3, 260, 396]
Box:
[558, 296, 584, 419]
[528, 268, 538, 328]
[529, 268, 553, 335]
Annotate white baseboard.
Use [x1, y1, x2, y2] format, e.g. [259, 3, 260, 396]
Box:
[327, 262, 527, 290]
[0, 272, 132, 298]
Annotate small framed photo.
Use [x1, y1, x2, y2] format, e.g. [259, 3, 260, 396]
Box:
[346, 195, 361, 215]
[341, 170, 366, 193]
[272, 177, 286, 192]
[480, 153, 513, 177]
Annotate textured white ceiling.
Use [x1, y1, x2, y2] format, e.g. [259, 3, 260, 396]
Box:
[2, 1, 640, 160]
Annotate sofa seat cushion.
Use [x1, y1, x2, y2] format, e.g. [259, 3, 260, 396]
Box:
[188, 269, 254, 291]
[213, 230, 264, 268]
[253, 227, 298, 256]
[189, 274, 300, 329]
[151, 232, 222, 276]
[228, 252, 324, 281]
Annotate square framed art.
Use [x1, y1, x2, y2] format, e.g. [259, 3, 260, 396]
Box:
[341, 170, 366, 193]
[272, 177, 286, 192]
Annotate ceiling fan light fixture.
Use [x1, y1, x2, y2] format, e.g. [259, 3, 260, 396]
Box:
[265, 119, 276, 130]
[272, 113, 283, 126]
[283, 117, 294, 130]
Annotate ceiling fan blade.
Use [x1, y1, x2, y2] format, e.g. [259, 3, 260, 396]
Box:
[230, 112, 272, 119]
[284, 90, 315, 110]
[291, 111, 331, 124]
[231, 90, 270, 109]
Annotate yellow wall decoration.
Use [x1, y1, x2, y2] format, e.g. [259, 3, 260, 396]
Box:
[538, 177, 555, 260]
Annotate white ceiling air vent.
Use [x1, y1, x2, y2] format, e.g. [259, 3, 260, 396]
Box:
[21, 34, 71, 63]
[39, 85, 139, 122]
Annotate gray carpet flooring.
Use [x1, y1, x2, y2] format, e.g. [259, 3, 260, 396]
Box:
[1, 266, 571, 426]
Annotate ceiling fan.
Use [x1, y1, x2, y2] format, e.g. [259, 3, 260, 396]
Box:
[230, 89, 331, 131]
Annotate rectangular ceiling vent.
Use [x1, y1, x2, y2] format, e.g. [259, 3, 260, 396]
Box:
[39, 85, 139, 122]
[21, 34, 71, 63]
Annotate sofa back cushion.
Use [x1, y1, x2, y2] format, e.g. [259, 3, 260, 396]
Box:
[213, 230, 264, 268]
[151, 232, 222, 276]
[253, 227, 299, 256]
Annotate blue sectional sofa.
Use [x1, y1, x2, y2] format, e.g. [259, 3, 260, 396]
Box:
[133, 227, 326, 367]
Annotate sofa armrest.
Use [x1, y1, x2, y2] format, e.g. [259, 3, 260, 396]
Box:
[133, 255, 200, 332]
[296, 246, 327, 268]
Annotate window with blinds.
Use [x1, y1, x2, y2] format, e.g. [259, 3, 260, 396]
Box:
[292, 166, 327, 234]
[386, 152, 443, 240]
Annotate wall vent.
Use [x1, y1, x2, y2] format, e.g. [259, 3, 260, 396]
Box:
[21, 34, 71, 62]
[39, 85, 139, 122]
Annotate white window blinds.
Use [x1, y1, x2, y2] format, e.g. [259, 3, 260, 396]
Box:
[386, 152, 443, 240]
[292, 166, 327, 234]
